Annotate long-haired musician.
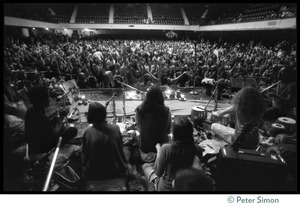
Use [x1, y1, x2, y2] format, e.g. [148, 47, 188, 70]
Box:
[135, 85, 172, 153]
[211, 86, 266, 149]
[142, 116, 203, 191]
[262, 66, 297, 121]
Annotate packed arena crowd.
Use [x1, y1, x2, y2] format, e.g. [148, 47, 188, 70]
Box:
[4, 32, 297, 96]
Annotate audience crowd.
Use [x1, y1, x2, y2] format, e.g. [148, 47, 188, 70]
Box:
[4, 32, 296, 100]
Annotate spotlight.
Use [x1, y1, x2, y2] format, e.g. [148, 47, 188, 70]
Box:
[45, 28, 49, 30]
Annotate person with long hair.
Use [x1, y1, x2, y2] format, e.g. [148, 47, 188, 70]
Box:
[135, 85, 172, 153]
[142, 116, 202, 191]
[81, 102, 127, 181]
[211, 86, 266, 149]
[263, 66, 297, 121]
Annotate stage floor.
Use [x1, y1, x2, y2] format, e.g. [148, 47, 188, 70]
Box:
[75, 88, 232, 122]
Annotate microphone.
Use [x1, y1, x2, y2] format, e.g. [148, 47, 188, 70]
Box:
[115, 79, 124, 85]
[105, 92, 117, 108]
[56, 91, 71, 101]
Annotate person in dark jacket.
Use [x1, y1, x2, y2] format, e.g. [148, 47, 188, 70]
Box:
[82, 102, 127, 181]
[25, 86, 77, 155]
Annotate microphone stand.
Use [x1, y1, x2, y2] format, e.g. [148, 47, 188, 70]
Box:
[122, 83, 126, 124]
[189, 72, 199, 95]
[199, 83, 218, 113]
[115, 80, 148, 123]
[42, 137, 63, 191]
[105, 92, 117, 124]
[115, 79, 145, 93]
[112, 95, 116, 124]
[190, 41, 199, 95]
[214, 81, 219, 111]
[105, 92, 116, 109]
[242, 76, 246, 88]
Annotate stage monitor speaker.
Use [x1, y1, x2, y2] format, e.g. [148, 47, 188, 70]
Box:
[215, 147, 288, 191]
[230, 77, 257, 89]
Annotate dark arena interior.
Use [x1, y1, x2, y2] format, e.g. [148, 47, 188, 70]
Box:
[3, 3, 297, 192]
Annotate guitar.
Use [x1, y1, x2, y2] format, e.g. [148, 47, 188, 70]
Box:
[67, 107, 79, 122]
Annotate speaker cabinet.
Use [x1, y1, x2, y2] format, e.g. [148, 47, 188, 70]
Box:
[215, 147, 288, 191]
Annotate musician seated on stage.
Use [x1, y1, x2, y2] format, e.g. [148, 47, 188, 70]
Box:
[25, 86, 78, 156]
[4, 72, 28, 190]
[262, 66, 297, 121]
[211, 86, 265, 149]
[81, 102, 127, 181]
[173, 167, 214, 191]
[135, 85, 172, 154]
[142, 116, 203, 191]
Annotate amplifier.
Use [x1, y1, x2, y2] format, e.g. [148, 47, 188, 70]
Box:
[215, 147, 288, 191]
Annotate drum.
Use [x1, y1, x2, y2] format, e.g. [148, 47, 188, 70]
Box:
[191, 106, 207, 126]
[268, 123, 286, 137]
[276, 117, 296, 134]
[211, 111, 230, 126]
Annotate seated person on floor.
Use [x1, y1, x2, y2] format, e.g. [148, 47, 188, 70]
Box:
[262, 66, 297, 121]
[142, 116, 203, 191]
[25, 85, 78, 156]
[173, 167, 214, 191]
[81, 102, 127, 181]
[4, 74, 27, 157]
[4, 73, 28, 190]
[211, 86, 266, 149]
[135, 85, 172, 154]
